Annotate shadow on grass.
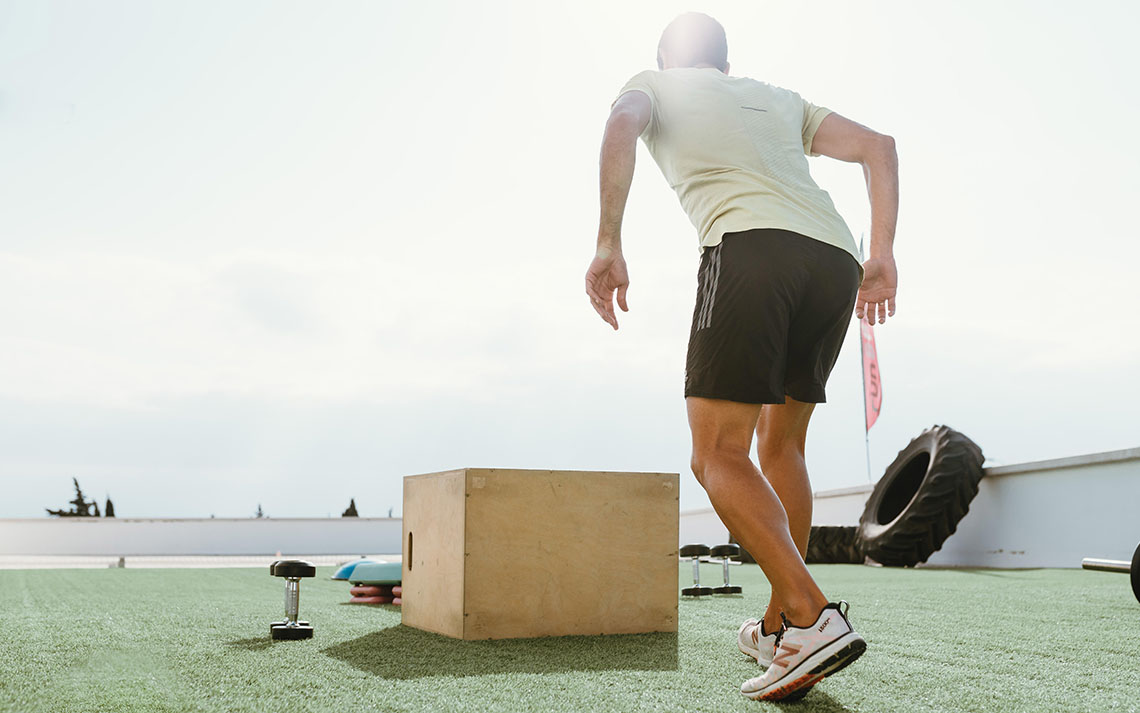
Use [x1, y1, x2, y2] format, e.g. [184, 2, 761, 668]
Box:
[225, 637, 279, 651]
[323, 624, 679, 679]
[794, 688, 854, 712]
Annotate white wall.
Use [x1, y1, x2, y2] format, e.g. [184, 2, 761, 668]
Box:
[6, 447, 1138, 568]
[677, 507, 730, 548]
[0, 517, 402, 556]
[682, 447, 1140, 569]
[811, 484, 873, 527]
[927, 449, 1139, 567]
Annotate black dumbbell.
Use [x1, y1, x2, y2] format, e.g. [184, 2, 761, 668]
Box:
[680, 543, 713, 597]
[270, 559, 316, 640]
[710, 543, 743, 594]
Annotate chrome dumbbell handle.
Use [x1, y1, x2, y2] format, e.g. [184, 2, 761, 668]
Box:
[283, 578, 301, 626]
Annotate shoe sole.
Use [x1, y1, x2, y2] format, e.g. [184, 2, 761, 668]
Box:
[742, 632, 867, 702]
[738, 634, 809, 701]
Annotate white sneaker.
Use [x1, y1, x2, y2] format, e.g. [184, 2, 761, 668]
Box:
[740, 602, 866, 702]
[737, 618, 778, 666]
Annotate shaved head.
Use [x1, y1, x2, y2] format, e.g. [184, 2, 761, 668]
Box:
[657, 12, 728, 71]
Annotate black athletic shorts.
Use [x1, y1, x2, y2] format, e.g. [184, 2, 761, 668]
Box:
[684, 228, 862, 404]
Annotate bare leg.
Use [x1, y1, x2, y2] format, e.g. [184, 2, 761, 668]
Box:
[754, 397, 816, 634]
[687, 397, 827, 627]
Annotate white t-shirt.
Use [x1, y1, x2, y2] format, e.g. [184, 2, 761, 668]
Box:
[617, 68, 861, 273]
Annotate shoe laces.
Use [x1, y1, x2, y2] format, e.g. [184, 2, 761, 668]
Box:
[773, 612, 790, 650]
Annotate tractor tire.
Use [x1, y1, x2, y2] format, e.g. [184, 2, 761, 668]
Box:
[805, 525, 864, 564]
[858, 425, 985, 567]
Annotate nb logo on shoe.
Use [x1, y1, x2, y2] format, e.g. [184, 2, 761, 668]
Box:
[771, 643, 801, 668]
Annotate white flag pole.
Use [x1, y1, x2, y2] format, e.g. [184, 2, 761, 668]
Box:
[858, 234, 873, 484]
[861, 337, 873, 484]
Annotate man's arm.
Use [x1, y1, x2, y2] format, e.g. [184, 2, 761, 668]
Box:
[585, 90, 651, 330]
[810, 113, 899, 324]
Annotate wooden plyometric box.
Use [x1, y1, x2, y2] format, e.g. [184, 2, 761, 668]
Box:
[401, 468, 679, 640]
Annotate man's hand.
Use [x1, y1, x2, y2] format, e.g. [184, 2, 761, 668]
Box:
[584, 248, 630, 330]
[811, 112, 900, 326]
[586, 91, 648, 331]
[856, 257, 897, 324]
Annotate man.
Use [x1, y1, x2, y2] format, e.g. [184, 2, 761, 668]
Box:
[584, 13, 899, 703]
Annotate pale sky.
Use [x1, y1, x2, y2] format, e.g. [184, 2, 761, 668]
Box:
[2, 0, 1138, 518]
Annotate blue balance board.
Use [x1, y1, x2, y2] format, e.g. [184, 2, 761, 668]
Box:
[331, 559, 377, 581]
[348, 561, 402, 585]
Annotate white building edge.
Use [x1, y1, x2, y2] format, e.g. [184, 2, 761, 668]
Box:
[3, 447, 1137, 569]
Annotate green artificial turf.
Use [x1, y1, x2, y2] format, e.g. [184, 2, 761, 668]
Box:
[1, 564, 1136, 713]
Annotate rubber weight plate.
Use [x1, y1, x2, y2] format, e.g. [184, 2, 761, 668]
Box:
[272, 560, 317, 578]
[680, 544, 711, 558]
[271, 623, 314, 640]
[1131, 542, 1140, 604]
[710, 544, 740, 559]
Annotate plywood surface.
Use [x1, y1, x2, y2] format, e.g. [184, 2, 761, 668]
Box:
[401, 470, 467, 639]
[463, 469, 678, 639]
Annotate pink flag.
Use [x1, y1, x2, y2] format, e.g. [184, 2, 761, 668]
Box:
[860, 319, 882, 431]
